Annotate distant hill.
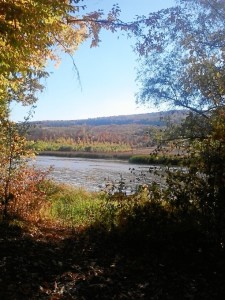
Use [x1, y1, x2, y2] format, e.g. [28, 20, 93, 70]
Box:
[30, 110, 187, 128]
[27, 110, 189, 149]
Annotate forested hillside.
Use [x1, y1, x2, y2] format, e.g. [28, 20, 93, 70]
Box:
[30, 110, 186, 127]
[27, 110, 187, 151]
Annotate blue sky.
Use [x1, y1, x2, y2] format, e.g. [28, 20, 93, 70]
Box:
[11, 0, 175, 122]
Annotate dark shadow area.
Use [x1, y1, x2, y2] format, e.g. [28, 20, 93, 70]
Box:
[1, 214, 225, 299]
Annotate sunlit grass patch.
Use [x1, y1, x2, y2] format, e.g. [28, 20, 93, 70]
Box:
[41, 182, 107, 227]
[39, 181, 162, 232]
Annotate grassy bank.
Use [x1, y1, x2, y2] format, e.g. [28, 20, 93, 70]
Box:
[40, 182, 152, 230]
[28, 140, 132, 153]
[40, 182, 107, 228]
[1, 180, 225, 299]
[129, 154, 182, 165]
[39, 150, 183, 166]
[38, 150, 131, 160]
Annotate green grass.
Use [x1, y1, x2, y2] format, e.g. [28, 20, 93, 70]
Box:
[38, 178, 209, 243]
[40, 182, 107, 227]
[39, 181, 151, 230]
[28, 140, 132, 153]
[129, 154, 182, 165]
[38, 150, 131, 160]
[40, 181, 157, 232]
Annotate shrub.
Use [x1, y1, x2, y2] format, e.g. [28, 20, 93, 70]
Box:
[0, 166, 50, 222]
[129, 154, 181, 165]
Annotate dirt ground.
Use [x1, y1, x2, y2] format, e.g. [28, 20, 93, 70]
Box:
[1, 222, 225, 300]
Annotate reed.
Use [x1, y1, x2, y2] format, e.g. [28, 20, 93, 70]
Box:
[129, 154, 182, 165]
[40, 182, 107, 227]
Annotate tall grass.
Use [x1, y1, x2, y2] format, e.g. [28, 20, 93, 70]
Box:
[38, 151, 131, 160]
[129, 154, 182, 165]
[28, 140, 132, 153]
[1, 174, 211, 246]
[36, 180, 152, 231]
[40, 182, 107, 227]
[40, 181, 156, 232]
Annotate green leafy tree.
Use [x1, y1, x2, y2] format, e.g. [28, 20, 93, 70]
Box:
[135, 0, 225, 241]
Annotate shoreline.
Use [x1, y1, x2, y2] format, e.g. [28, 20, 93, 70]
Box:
[38, 150, 132, 160]
[38, 150, 182, 166]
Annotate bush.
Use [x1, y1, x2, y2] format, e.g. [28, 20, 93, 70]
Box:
[0, 166, 50, 222]
[129, 154, 181, 165]
[58, 145, 73, 151]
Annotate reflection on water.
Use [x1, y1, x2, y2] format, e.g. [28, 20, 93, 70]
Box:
[32, 156, 161, 192]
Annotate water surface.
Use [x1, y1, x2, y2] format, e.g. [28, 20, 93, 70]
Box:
[33, 156, 160, 192]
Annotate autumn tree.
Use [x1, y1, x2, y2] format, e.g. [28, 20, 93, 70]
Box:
[0, 0, 135, 110]
[135, 0, 225, 241]
[0, 0, 136, 218]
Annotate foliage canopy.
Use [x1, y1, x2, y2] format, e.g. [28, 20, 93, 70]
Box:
[0, 0, 133, 111]
[0, 0, 135, 218]
[136, 0, 225, 115]
[136, 0, 225, 242]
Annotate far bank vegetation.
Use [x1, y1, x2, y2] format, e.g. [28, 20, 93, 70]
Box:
[26, 110, 187, 162]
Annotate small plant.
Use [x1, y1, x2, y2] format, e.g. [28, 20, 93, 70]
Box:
[0, 165, 50, 222]
[0, 118, 33, 219]
[0, 113, 50, 222]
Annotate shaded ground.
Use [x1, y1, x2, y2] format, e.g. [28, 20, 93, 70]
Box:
[0, 223, 225, 299]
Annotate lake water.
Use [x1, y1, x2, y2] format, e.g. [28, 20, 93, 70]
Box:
[32, 156, 162, 193]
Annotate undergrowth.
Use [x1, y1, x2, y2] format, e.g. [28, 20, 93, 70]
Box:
[36, 181, 201, 243]
[129, 154, 182, 165]
[40, 182, 106, 228]
[1, 166, 224, 249]
[36, 180, 158, 232]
